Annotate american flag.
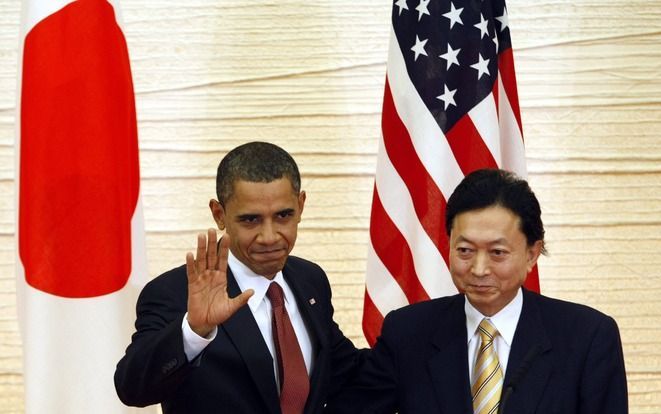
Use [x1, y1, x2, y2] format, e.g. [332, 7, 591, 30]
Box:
[363, 0, 539, 346]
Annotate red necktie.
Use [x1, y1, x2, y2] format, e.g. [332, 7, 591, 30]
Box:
[267, 282, 310, 414]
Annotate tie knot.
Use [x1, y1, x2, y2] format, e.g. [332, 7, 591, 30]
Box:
[266, 282, 285, 308]
[478, 319, 498, 343]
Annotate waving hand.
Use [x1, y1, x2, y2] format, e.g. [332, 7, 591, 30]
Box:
[185, 229, 254, 337]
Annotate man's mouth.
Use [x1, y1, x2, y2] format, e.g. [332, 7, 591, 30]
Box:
[469, 284, 494, 292]
[252, 248, 286, 260]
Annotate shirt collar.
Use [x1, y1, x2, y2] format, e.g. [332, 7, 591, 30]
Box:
[464, 287, 523, 347]
[228, 250, 288, 313]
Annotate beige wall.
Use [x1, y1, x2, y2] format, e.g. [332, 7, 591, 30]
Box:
[1, 0, 660, 412]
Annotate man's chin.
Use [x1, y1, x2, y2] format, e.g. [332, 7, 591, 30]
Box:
[250, 259, 286, 278]
[465, 289, 495, 305]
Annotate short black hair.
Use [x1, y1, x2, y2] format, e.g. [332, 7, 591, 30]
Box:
[215, 142, 301, 205]
[445, 169, 546, 253]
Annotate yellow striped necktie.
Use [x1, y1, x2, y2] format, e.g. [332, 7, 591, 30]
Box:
[472, 319, 504, 414]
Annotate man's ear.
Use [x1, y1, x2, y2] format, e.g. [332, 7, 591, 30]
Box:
[209, 199, 226, 230]
[297, 190, 306, 222]
[526, 240, 544, 273]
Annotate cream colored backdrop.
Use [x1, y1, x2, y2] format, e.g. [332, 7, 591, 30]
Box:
[1, 0, 660, 412]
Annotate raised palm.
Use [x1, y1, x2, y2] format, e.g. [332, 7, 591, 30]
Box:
[186, 229, 253, 337]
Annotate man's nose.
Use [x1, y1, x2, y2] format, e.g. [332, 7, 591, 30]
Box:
[471, 251, 491, 277]
[258, 220, 278, 244]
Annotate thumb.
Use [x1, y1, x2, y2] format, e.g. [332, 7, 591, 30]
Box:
[228, 289, 254, 313]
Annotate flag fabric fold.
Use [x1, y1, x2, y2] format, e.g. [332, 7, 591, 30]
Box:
[363, 0, 539, 346]
[17, 0, 154, 411]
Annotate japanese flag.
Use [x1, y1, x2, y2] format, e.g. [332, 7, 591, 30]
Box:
[17, 0, 154, 412]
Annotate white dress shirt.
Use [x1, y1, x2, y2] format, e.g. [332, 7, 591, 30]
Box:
[465, 288, 523, 385]
[182, 250, 314, 391]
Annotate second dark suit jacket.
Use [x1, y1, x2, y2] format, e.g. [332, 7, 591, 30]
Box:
[325, 288, 627, 414]
[115, 256, 361, 414]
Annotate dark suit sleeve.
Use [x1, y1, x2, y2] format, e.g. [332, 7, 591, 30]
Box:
[579, 315, 628, 413]
[312, 265, 368, 400]
[114, 268, 195, 407]
[325, 313, 399, 414]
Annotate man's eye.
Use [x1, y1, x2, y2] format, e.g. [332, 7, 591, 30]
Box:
[492, 249, 506, 256]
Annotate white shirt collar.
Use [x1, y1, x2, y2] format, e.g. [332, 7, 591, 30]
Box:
[465, 287, 523, 347]
[228, 250, 289, 313]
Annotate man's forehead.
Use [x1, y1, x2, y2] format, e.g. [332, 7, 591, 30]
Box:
[231, 177, 297, 192]
[454, 234, 511, 245]
[451, 207, 525, 239]
[452, 205, 522, 224]
[226, 178, 296, 198]
[224, 179, 300, 213]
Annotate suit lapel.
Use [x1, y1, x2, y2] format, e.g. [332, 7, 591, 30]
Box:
[283, 266, 326, 350]
[281, 263, 328, 413]
[428, 295, 473, 414]
[503, 289, 553, 413]
[221, 268, 280, 414]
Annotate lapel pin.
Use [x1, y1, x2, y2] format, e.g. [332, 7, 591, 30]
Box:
[309, 298, 316, 305]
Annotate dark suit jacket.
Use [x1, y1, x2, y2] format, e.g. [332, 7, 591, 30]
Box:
[115, 256, 361, 414]
[325, 288, 627, 414]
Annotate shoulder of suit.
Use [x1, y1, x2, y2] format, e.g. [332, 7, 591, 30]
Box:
[285, 255, 325, 275]
[139, 264, 187, 299]
[387, 293, 463, 322]
[377, 294, 463, 341]
[524, 288, 615, 325]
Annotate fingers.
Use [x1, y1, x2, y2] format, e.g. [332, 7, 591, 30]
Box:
[217, 234, 230, 272]
[195, 232, 207, 274]
[210, 234, 231, 289]
[185, 251, 196, 283]
[188, 230, 217, 282]
[206, 228, 218, 270]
